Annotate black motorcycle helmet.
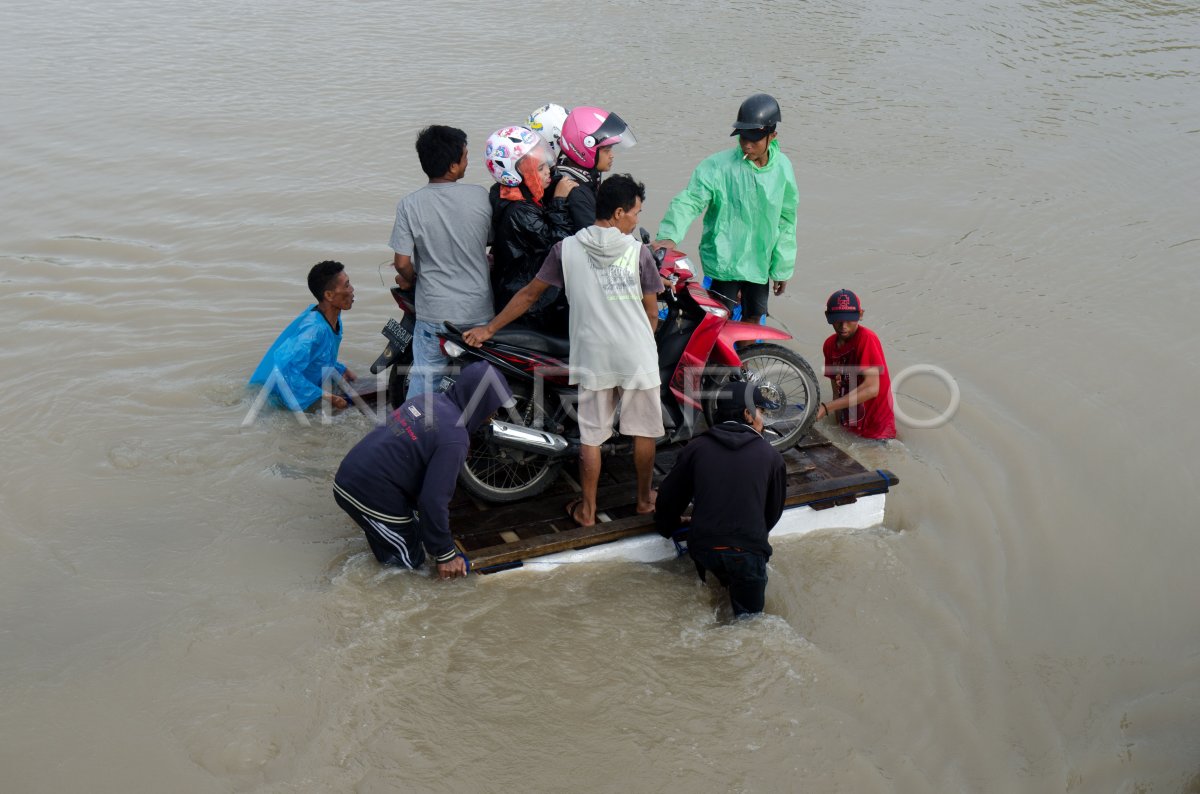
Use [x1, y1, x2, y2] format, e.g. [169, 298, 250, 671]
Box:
[730, 93, 782, 136]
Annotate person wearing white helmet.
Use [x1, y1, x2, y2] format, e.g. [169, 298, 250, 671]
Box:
[484, 125, 575, 334]
[551, 106, 638, 233]
[527, 103, 569, 159]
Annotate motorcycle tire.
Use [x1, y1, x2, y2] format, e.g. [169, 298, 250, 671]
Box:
[457, 383, 564, 504]
[703, 343, 820, 452]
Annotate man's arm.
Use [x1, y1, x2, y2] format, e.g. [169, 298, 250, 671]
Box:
[642, 292, 659, 333]
[769, 165, 799, 294]
[273, 329, 345, 410]
[638, 245, 664, 330]
[463, 278, 552, 347]
[654, 446, 696, 537]
[817, 368, 880, 420]
[656, 162, 713, 246]
[389, 198, 416, 288]
[415, 442, 470, 579]
[393, 252, 415, 290]
[332, 357, 355, 382]
[763, 454, 787, 530]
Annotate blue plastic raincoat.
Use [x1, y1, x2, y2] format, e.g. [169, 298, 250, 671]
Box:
[248, 305, 347, 411]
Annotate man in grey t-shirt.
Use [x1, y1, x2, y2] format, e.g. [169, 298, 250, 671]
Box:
[391, 125, 493, 399]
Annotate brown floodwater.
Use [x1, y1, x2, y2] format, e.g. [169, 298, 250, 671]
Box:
[3, 0, 1198, 791]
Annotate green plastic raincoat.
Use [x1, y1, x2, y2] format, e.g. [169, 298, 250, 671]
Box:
[656, 140, 798, 284]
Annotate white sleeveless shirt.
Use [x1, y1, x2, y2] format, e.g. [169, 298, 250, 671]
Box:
[560, 228, 660, 391]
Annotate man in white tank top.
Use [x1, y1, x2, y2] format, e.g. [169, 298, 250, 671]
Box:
[464, 174, 665, 525]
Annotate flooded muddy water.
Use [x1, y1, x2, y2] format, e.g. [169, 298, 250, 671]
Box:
[3, 0, 1199, 790]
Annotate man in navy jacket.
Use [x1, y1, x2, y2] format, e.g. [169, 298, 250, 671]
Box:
[333, 362, 513, 578]
[656, 381, 787, 615]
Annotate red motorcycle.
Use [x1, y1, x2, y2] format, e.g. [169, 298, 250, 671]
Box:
[412, 247, 821, 503]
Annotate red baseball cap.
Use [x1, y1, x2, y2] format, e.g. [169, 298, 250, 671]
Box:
[824, 289, 863, 323]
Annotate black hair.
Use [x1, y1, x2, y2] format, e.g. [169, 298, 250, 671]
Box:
[415, 125, 468, 179]
[713, 382, 755, 424]
[307, 260, 345, 301]
[713, 402, 748, 424]
[595, 173, 646, 220]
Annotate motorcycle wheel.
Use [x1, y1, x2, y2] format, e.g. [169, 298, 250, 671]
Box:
[703, 343, 820, 452]
[385, 347, 413, 410]
[457, 384, 564, 504]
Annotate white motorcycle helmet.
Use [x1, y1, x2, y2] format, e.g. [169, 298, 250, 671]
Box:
[527, 103, 569, 159]
[484, 126, 550, 187]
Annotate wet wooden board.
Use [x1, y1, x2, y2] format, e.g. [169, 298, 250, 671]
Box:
[449, 429, 898, 573]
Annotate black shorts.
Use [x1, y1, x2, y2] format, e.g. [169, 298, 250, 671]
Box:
[334, 490, 426, 569]
[706, 279, 770, 319]
[689, 546, 768, 616]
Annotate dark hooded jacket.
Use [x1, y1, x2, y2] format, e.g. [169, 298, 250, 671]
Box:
[655, 421, 787, 558]
[489, 183, 573, 335]
[333, 362, 513, 562]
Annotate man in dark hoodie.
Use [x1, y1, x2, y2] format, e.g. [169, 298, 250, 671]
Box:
[332, 361, 514, 579]
[655, 381, 788, 616]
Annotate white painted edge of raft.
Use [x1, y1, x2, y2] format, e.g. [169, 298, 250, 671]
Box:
[509, 493, 887, 571]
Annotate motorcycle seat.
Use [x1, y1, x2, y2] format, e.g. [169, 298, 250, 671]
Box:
[491, 327, 571, 360]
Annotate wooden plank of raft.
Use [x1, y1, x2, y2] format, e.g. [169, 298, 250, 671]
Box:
[785, 469, 898, 507]
[466, 468, 899, 570]
[468, 513, 654, 570]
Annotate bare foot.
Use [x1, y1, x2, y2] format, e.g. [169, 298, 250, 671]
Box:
[565, 498, 596, 527]
[636, 489, 658, 515]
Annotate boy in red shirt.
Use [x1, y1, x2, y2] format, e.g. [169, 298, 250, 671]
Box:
[816, 289, 896, 440]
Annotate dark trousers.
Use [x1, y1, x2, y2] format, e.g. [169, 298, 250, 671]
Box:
[689, 546, 768, 616]
[334, 491, 426, 569]
[706, 279, 770, 320]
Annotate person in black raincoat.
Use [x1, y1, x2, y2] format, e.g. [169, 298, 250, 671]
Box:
[483, 125, 574, 336]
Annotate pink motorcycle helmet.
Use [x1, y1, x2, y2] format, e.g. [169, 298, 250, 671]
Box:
[558, 107, 638, 169]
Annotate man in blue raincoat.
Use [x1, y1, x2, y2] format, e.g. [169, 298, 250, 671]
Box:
[249, 260, 357, 411]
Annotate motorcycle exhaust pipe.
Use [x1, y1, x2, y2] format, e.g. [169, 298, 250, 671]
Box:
[487, 421, 573, 458]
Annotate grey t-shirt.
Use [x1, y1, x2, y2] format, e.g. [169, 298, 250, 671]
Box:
[389, 182, 493, 326]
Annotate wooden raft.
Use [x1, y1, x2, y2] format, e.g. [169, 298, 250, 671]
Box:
[447, 429, 898, 574]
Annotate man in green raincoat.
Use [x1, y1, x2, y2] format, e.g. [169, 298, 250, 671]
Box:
[653, 93, 798, 324]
